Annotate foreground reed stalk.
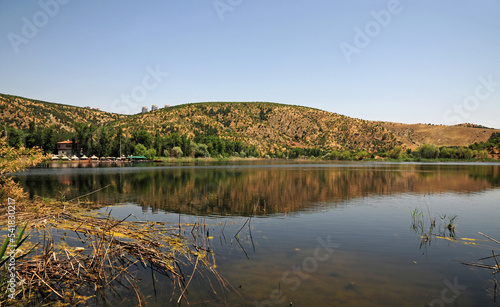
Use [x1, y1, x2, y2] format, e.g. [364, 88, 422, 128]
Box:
[0, 198, 232, 306]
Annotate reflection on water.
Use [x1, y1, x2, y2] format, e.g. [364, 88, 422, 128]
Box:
[13, 162, 500, 306]
[16, 162, 500, 216]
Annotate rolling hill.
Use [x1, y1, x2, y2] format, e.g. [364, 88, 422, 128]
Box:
[1, 93, 499, 154]
[0, 93, 125, 131]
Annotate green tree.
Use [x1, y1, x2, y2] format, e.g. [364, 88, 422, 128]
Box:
[169, 147, 183, 158]
[145, 148, 156, 160]
[439, 147, 456, 159]
[388, 146, 403, 159]
[325, 150, 341, 160]
[111, 128, 125, 157]
[93, 127, 111, 157]
[134, 144, 147, 156]
[132, 130, 153, 148]
[340, 151, 352, 160]
[74, 123, 96, 155]
[476, 149, 490, 159]
[6, 128, 25, 148]
[42, 126, 56, 153]
[417, 144, 439, 159]
[25, 121, 43, 149]
[456, 147, 473, 159]
[191, 142, 210, 158]
[180, 135, 191, 157]
[356, 150, 370, 160]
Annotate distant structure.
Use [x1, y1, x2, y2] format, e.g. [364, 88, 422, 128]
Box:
[164, 104, 170, 108]
[57, 140, 81, 156]
[142, 106, 148, 113]
[92, 107, 100, 111]
[84, 106, 91, 109]
[151, 104, 158, 111]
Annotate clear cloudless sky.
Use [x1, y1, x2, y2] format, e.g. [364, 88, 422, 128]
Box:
[1, 0, 499, 128]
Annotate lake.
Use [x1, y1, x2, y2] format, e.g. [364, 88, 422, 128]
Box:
[14, 161, 500, 306]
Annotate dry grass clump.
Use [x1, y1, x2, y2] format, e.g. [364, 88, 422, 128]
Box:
[0, 137, 46, 203]
[3, 201, 230, 306]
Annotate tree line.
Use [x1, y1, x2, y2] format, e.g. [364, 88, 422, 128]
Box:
[2, 122, 498, 160]
[1, 122, 259, 159]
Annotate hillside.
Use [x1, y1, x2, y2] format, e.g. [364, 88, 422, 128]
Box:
[0, 93, 125, 131]
[1, 93, 499, 155]
[379, 122, 497, 150]
[111, 102, 403, 153]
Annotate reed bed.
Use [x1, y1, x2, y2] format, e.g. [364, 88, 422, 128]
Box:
[0, 198, 232, 306]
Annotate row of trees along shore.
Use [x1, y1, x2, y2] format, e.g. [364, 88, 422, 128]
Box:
[1, 123, 499, 160]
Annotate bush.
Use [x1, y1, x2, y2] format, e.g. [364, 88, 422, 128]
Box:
[134, 144, 147, 157]
[0, 137, 45, 202]
[476, 149, 490, 159]
[439, 147, 456, 159]
[356, 150, 370, 160]
[145, 148, 156, 160]
[456, 147, 473, 159]
[191, 143, 210, 158]
[388, 146, 403, 159]
[325, 150, 341, 160]
[340, 151, 352, 160]
[417, 144, 439, 159]
[170, 147, 183, 158]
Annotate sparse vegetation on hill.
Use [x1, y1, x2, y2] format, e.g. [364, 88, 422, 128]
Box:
[0, 94, 124, 131]
[1, 93, 500, 160]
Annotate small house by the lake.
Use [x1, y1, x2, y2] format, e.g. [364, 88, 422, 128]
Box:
[57, 140, 81, 157]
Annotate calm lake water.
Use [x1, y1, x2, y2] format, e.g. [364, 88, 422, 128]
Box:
[14, 161, 500, 306]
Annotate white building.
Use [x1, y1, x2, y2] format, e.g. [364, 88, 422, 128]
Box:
[142, 106, 148, 113]
[151, 104, 158, 111]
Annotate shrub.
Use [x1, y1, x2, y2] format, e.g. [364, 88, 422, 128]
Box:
[170, 147, 183, 158]
[456, 147, 473, 159]
[191, 143, 210, 158]
[0, 138, 45, 202]
[134, 144, 147, 157]
[356, 150, 370, 160]
[439, 147, 456, 159]
[417, 144, 439, 159]
[476, 149, 490, 159]
[145, 148, 156, 160]
[388, 146, 403, 159]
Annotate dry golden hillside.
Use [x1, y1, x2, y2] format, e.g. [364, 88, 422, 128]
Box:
[0, 93, 125, 131]
[380, 122, 499, 150]
[111, 102, 403, 153]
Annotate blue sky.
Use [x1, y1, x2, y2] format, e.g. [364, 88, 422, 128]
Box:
[1, 0, 499, 128]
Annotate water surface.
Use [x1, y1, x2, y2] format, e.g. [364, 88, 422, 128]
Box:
[15, 162, 500, 306]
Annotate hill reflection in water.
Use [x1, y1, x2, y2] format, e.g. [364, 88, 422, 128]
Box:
[16, 162, 500, 216]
